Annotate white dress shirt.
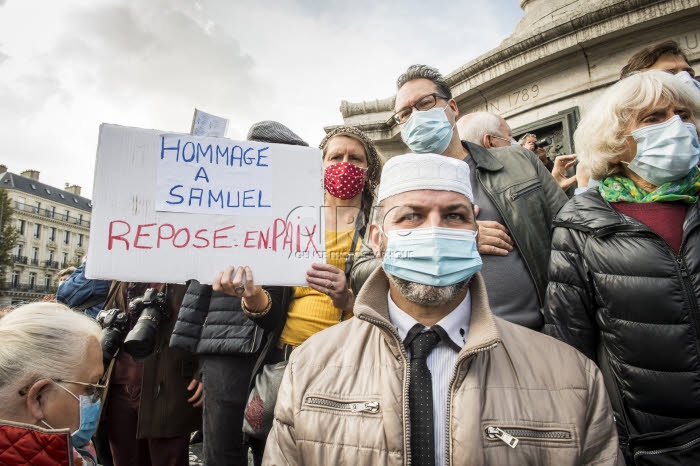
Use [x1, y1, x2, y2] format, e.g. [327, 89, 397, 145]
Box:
[387, 292, 471, 466]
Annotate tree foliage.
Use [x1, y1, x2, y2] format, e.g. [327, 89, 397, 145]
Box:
[0, 189, 19, 283]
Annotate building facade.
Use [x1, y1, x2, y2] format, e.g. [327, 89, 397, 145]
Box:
[0, 166, 92, 306]
[332, 0, 700, 162]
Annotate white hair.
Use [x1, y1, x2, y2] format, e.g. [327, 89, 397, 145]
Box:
[0, 302, 102, 413]
[575, 70, 700, 180]
[456, 112, 505, 146]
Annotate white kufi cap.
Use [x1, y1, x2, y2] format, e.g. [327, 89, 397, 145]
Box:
[377, 153, 473, 203]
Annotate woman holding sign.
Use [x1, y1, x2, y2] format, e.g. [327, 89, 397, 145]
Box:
[212, 126, 382, 462]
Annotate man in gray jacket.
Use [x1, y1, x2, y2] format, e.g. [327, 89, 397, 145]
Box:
[351, 65, 567, 330]
[264, 153, 621, 466]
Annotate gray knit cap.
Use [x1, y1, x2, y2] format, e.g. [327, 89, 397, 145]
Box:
[247, 120, 309, 146]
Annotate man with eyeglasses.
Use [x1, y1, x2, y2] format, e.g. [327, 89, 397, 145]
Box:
[351, 65, 568, 331]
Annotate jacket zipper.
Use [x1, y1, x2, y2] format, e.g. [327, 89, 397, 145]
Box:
[508, 182, 542, 201]
[445, 342, 499, 466]
[633, 435, 700, 459]
[358, 315, 412, 466]
[475, 170, 543, 306]
[486, 426, 572, 447]
[305, 397, 379, 413]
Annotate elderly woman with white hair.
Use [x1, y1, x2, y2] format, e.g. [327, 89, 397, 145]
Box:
[0, 303, 104, 465]
[544, 69, 700, 464]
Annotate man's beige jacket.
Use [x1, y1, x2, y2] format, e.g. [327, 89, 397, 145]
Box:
[264, 270, 623, 465]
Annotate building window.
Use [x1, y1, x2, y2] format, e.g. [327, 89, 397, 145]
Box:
[77, 213, 83, 225]
[17, 219, 25, 234]
[64, 210, 70, 221]
[48, 250, 54, 266]
[33, 223, 41, 238]
[34, 201, 41, 214]
[31, 247, 38, 263]
[61, 252, 68, 267]
[17, 197, 25, 207]
[63, 230, 70, 245]
[28, 272, 36, 289]
[49, 227, 56, 241]
[44, 274, 52, 289]
[75, 254, 82, 264]
[50, 206, 55, 218]
[11, 270, 19, 287]
[15, 244, 23, 258]
[77, 233, 84, 247]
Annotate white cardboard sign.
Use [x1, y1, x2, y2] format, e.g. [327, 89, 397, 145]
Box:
[191, 108, 228, 137]
[86, 124, 325, 285]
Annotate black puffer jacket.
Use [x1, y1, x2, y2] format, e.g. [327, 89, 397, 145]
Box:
[544, 189, 700, 447]
[169, 281, 288, 355]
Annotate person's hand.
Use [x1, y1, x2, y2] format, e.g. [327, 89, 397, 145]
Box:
[212, 265, 267, 311]
[475, 205, 513, 256]
[187, 378, 203, 408]
[42, 294, 55, 302]
[552, 154, 578, 191]
[522, 141, 535, 151]
[306, 263, 354, 312]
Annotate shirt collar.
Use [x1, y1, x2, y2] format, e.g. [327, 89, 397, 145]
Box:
[387, 291, 471, 351]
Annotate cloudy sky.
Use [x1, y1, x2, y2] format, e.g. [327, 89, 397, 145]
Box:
[0, 0, 523, 197]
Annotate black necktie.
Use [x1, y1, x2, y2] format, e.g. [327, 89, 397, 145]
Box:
[405, 324, 440, 466]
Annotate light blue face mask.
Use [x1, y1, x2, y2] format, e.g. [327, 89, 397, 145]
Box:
[400, 105, 454, 154]
[45, 381, 102, 447]
[674, 71, 700, 96]
[626, 115, 700, 186]
[382, 226, 482, 286]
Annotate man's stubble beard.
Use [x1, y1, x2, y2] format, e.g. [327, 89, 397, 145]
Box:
[386, 272, 470, 307]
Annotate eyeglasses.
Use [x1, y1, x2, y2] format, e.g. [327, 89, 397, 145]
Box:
[54, 379, 107, 403]
[392, 93, 449, 125]
[490, 135, 513, 144]
[18, 378, 107, 403]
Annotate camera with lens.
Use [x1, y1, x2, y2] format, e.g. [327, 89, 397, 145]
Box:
[123, 288, 168, 362]
[533, 137, 552, 149]
[96, 308, 130, 361]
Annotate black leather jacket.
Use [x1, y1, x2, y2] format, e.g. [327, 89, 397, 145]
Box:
[351, 141, 567, 308]
[544, 189, 700, 445]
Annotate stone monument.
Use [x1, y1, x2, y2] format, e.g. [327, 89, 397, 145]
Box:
[332, 0, 700, 161]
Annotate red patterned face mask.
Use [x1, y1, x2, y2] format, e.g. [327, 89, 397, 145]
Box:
[324, 162, 366, 200]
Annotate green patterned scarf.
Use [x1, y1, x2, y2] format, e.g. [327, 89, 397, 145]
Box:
[599, 167, 700, 203]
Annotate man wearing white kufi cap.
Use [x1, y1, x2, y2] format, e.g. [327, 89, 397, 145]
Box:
[264, 153, 621, 466]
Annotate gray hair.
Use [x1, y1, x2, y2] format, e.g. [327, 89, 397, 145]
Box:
[518, 133, 537, 145]
[457, 112, 505, 145]
[396, 65, 452, 99]
[575, 70, 700, 180]
[0, 302, 102, 414]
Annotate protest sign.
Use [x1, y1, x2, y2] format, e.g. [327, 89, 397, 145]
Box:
[191, 108, 228, 137]
[86, 124, 325, 285]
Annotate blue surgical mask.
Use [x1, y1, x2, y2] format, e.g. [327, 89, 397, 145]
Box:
[510, 140, 519, 147]
[49, 381, 102, 447]
[382, 226, 482, 286]
[401, 105, 454, 154]
[674, 71, 700, 96]
[626, 115, 700, 186]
